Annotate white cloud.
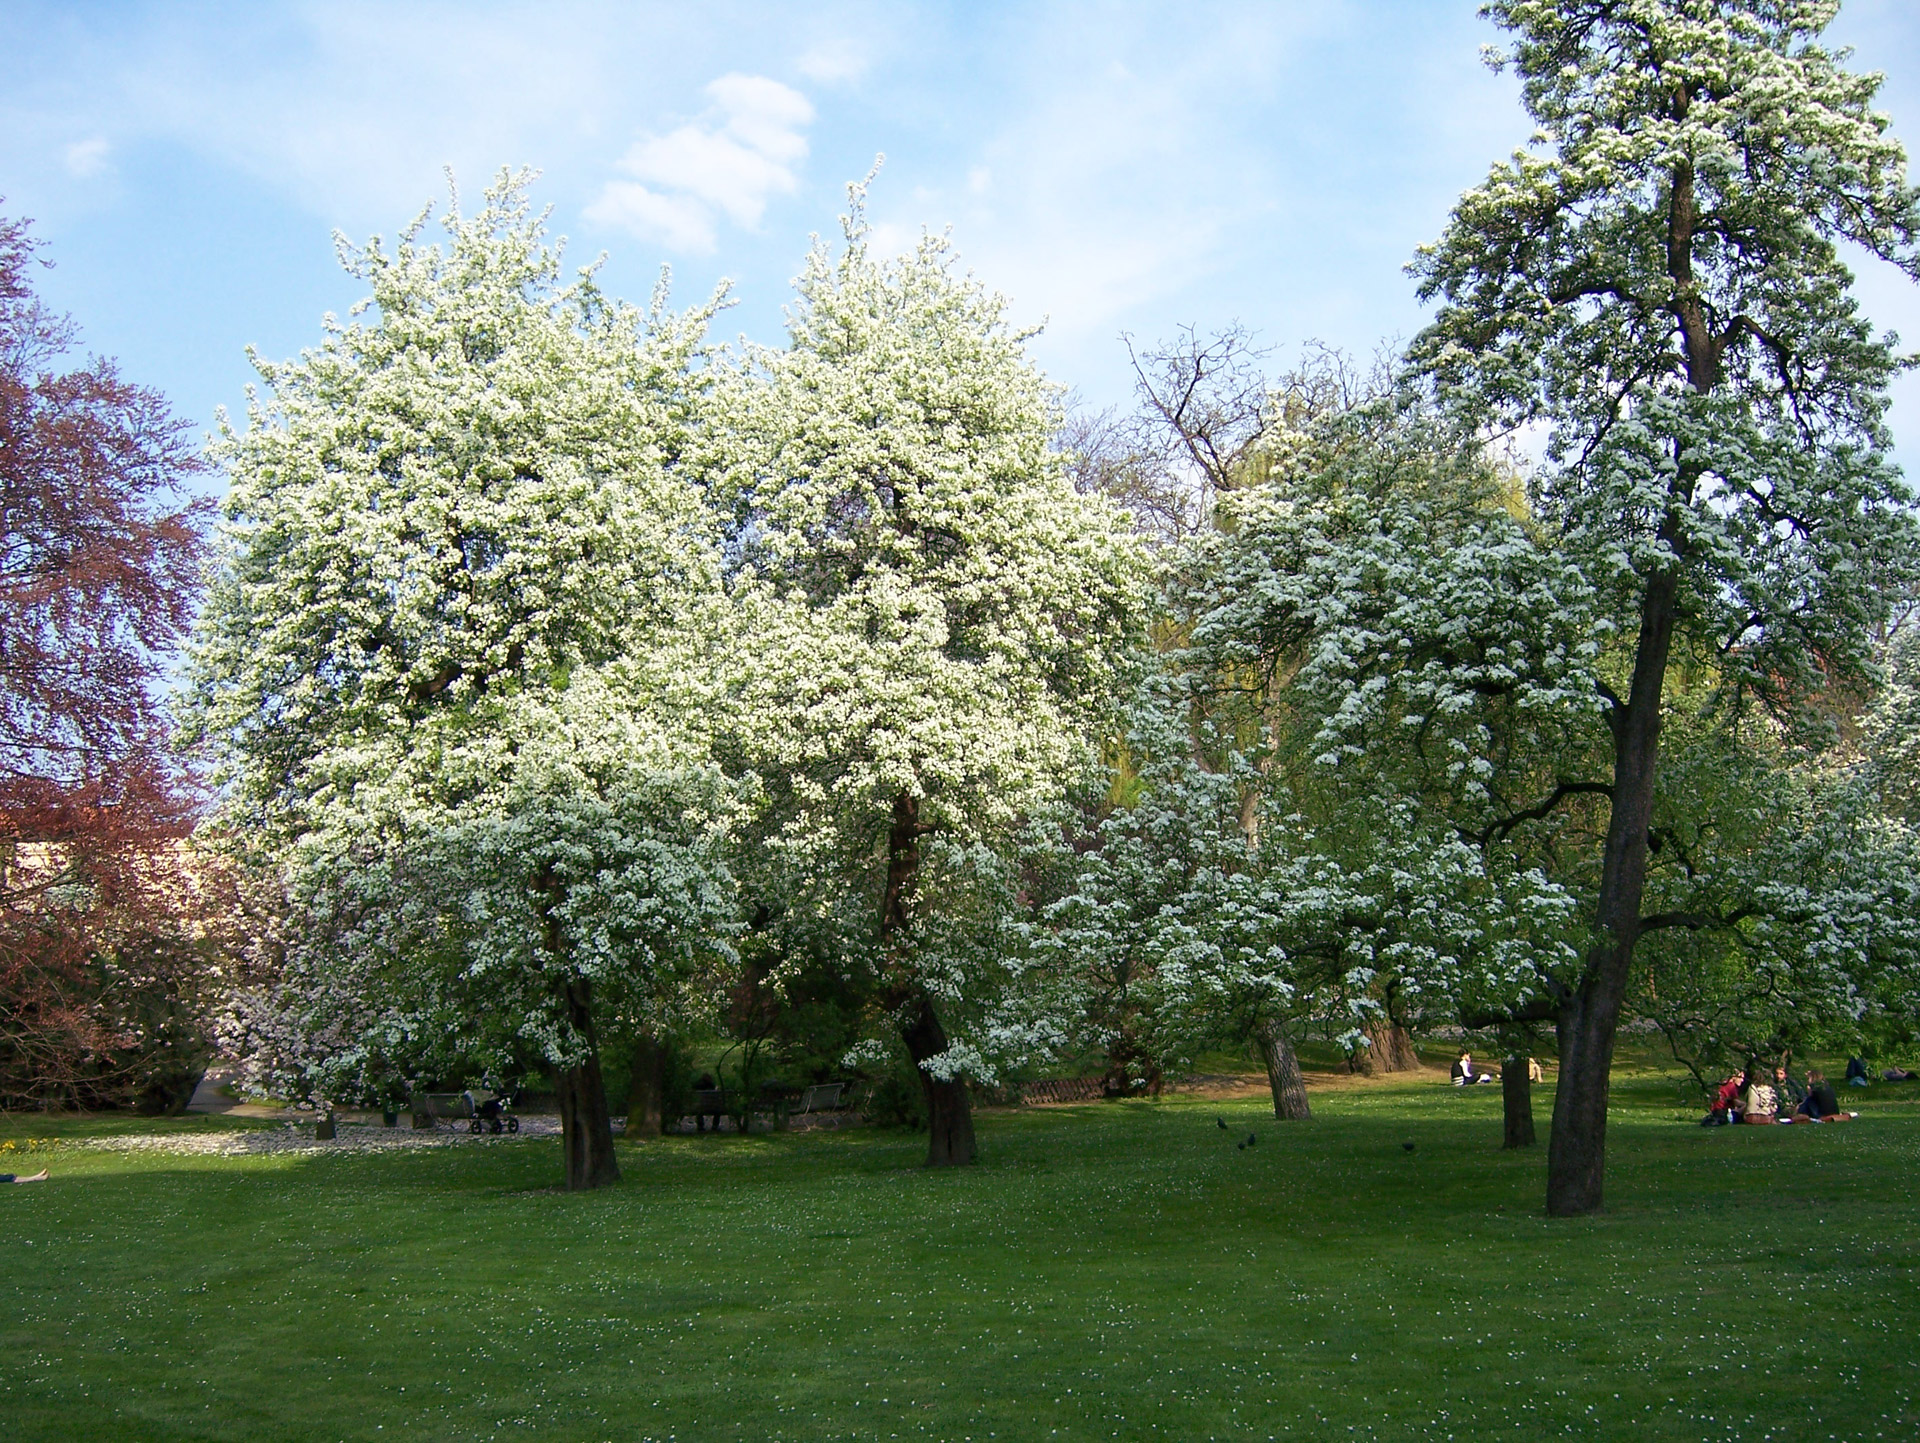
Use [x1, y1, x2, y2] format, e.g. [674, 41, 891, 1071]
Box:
[586, 181, 717, 252]
[63, 137, 111, 178]
[0, 3, 851, 240]
[586, 73, 813, 253]
[796, 39, 869, 85]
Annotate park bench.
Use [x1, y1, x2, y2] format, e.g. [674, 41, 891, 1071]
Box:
[684, 1087, 729, 1132]
[412, 1089, 520, 1134]
[791, 1082, 846, 1116]
[679, 1083, 847, 1132]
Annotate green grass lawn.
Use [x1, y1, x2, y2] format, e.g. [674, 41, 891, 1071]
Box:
[3, 1062, 1916, 1443]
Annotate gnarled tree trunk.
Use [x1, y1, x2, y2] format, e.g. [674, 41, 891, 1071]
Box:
[882, 790, 975, 1167]
[554, 977, 620, 1191]
[902, 992, 976, 1166]
[623, 1032, 666, 1138]
[1256, 1015, 1311, 1120]
[535, 865, 620, 1191]
[1352, 1019, 1419, 1075]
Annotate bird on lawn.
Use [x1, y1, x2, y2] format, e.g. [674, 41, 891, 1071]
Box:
[1402, 1140, 1417, 1152]
[1246, 1133, 1257, 1148]
[1217, 1117, 1228, 1130]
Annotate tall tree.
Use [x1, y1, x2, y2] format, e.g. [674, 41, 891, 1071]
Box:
[183, 173, 731, 1187]
[0, 207, 214, 1109]
[1149, 387, 1595, 1113]
[1410, 1, 1920, 1214]
[712, 189, 1148, 1165]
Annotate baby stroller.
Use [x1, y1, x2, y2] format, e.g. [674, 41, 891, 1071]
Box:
[465, 1089, 520, 1134]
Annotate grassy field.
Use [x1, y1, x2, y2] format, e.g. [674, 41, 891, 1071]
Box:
[2, 1059, 1916, 1443]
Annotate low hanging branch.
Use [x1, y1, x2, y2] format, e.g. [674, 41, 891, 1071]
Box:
[1471, 780, 1612, 848]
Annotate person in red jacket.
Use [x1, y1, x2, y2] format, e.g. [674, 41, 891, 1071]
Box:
[1703, 1069, 1746, 1126]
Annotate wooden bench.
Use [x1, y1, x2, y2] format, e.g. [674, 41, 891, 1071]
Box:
[679, 1083, 847, 1132]
[684, 1088, 729, 1132]
[1020, 1077, 1105, 1105]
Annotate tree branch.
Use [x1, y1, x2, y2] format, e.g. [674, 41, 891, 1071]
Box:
[1475, 780, 1612, 846]
[1638, 905, 1757, 934]
[1459, 996, 1562, 1029]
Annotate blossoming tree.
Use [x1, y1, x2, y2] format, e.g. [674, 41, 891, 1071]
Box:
[183, 173, 736, 1188]
[1409, 0, 1920, 1214]
[709, 190, 1148, 1165]
[1052, 391, 1597, 1122]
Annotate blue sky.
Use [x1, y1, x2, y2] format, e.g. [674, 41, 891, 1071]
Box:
[6, 0, 1920, 491]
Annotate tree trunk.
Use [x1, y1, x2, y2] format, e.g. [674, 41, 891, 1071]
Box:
[902, 992, 976, 1167]
[1383, 1023, 1419, 1071]
[1502, 1054, 1535, 1149]
[1546, 566, 1678, 1217]
[1353, 1019, 1418, 1074]
[1542, 135, 1701, 1218]
[554, 978, 621, 1192]
[1256, 1015, 1311, 1120]
[881, 790, 975, 1167]
[534, 865, 620, 1190]
[623, 1032, 666, 1139]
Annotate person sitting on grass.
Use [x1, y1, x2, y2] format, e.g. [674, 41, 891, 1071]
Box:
[1845, 1056, 1871, 1087]
[1773, 1065, 1807, 1115]
[0, 1169, 48, 1183]
[1796, 1070, 1849, 1122]
[1743, 1072, 1779, 1124]
[1450, 1052, 1496, 1086]
[1720, 1074, 1751, 1128]
[1705, 1068, 1747, 1125]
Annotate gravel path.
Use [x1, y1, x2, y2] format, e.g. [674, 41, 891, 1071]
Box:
[75, 1117, 563, 1157]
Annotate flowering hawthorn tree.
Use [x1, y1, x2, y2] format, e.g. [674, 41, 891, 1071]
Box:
[1409, 0, 1920, 1214]
[183, 173, 735, 1188]
[709, 188, 1148, 1165]
[1051, 392, 1596, 1122]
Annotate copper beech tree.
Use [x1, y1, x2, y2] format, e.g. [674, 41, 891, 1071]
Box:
[0, 209, 214, 1110]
